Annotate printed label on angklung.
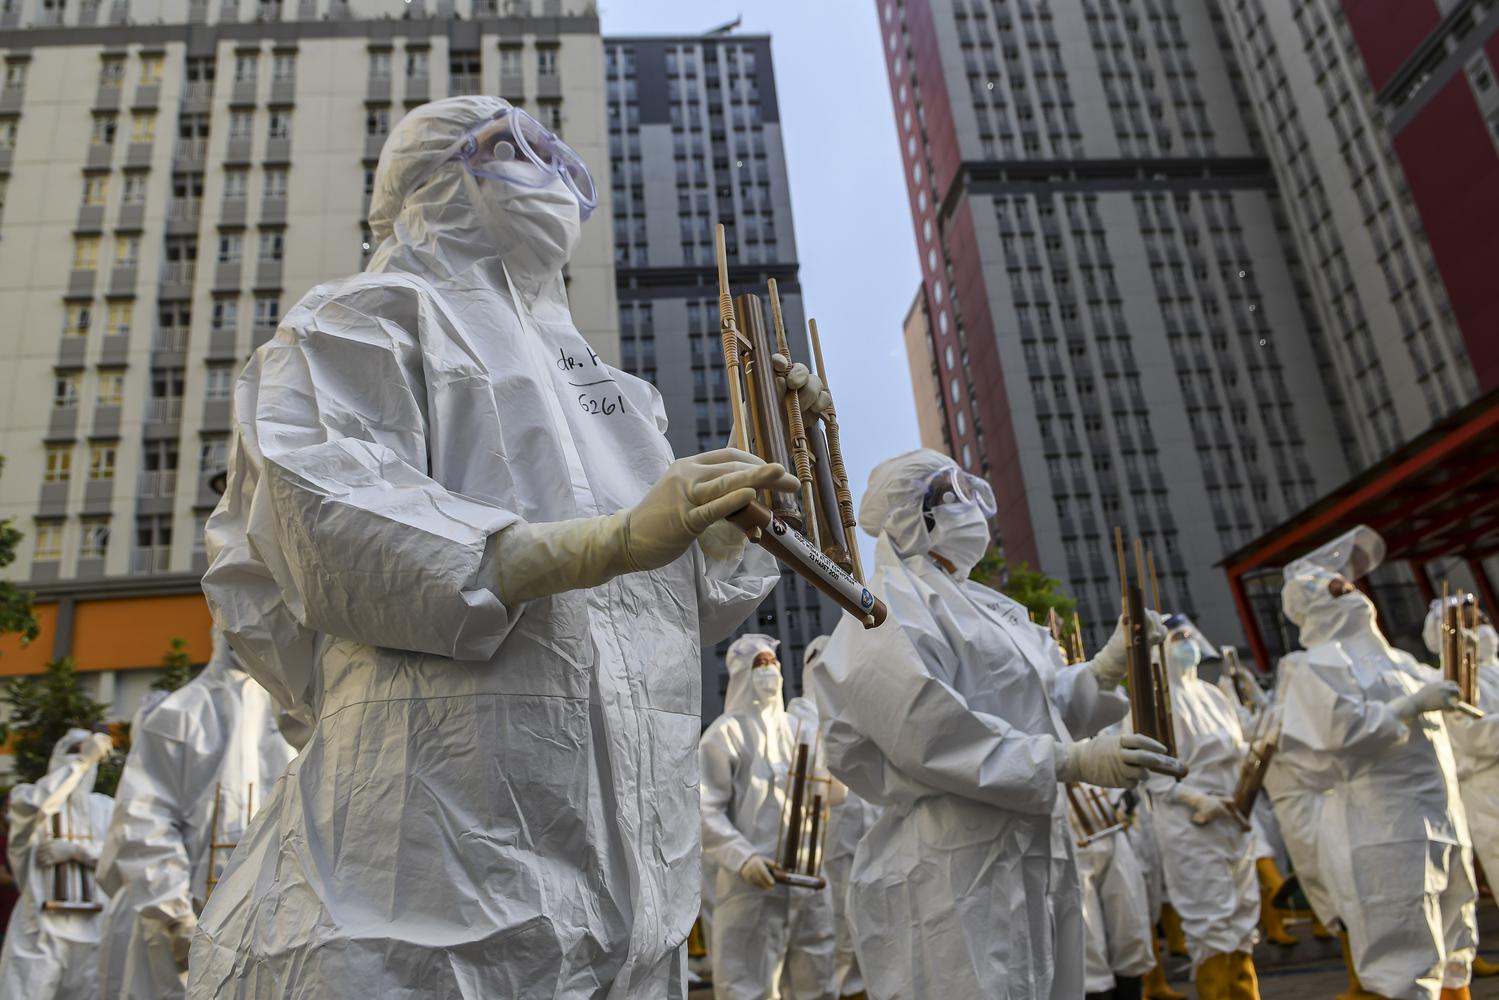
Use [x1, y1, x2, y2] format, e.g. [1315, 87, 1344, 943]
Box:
[769, 516, 867, 606]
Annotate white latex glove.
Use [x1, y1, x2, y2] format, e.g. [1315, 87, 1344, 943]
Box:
[1176, 787, 1234, 825]
[1054, 733, 1183, 787]
[496, 448, 797, 604]
[770, 353, 832, 419]
[37, 839, 90, 867]
[739, 854, 777, 890]
[699, 518, 747, 563]
[1089, 610, 1167, 689]
[1390, 680, 1462, 722]
[169, 913, 198, 968]
[80, 731, 114, 765]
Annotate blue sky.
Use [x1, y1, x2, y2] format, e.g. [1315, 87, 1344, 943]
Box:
[599, 1, 925, 557]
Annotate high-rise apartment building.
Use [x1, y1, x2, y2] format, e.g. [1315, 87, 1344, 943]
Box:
[880, 0, 1357, 649]
[0, 0, 613, 716]
[1339, 0, 1499, 390]
[603, 35, 834, 716]
[1216, 0, 1480, 467]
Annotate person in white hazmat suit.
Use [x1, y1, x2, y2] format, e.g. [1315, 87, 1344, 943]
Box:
[806, 449, 1183, 1000]
[700, 634, 837, 1000]
[1144, 617, 1261, 1000]
[800, 635, 879, 1000]
[1422, 596, 1499, 978]
[1279, 526, 1477, 1000]
[96, 630, 296, 999]
[0, 729, 116, 999]
[187, 95, 796, 999]
[1074, 784, 1155, 1000]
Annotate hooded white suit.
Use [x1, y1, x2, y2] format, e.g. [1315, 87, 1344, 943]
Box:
[1145, 637, 1259, 969]
[807, 449, 1131, 1000]
[0, 728, 115, 999]
[1422, 608, 1499, 908]
[1074, 786, 1155, 995]
[96, 632, 295, 999]
[1279, 566, 1476, 999]
[187, 96, 778, 999]
[699, 634, 836, 1000]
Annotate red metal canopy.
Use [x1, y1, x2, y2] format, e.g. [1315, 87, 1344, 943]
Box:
[1220, 386, 1499, 670]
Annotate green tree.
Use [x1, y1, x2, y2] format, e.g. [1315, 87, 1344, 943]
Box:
[970, 551, 1080, 641]
[0, 657, 110, 787]
[0, 456, 40, 652]
[152, 637, 198, 692]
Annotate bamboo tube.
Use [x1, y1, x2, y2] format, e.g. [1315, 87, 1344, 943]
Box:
[768, 279, 819, 549]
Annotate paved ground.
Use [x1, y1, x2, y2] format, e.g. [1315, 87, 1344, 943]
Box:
[688, 900, 1499, 999]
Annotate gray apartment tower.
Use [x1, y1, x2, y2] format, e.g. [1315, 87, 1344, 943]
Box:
[603, 34, 835, 716]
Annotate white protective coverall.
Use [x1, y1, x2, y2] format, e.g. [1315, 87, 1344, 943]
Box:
[699, 635, 836, 1000]
[1422, 605, 1499, 899]
[189, 96, 780, 999]
[801, 635, 879, 1000]
[807, 449, 1168, 1000]
[0, 729, 115, 999]
[1279, 544, 1476, 1000]
[1076, 792, 1155, 995]
[96, 632, 296, 1000]
[1145, 624, 1259, 970]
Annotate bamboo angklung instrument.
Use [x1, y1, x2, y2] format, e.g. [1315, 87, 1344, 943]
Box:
[43, 808, 103, 913]
[204, 782, 254, 900]
[1115, 527, 1185, 774]
[1440, 583, 1485, 719]
[714, 224, 884, 627]
[1066, 784, 1125, 847]
[1230, 716, 1278, 830]
[772, 724, 829, 890]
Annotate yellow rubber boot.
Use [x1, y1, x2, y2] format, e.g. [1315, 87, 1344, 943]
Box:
[1143, 936, 1188, 1000]
[1438, 988, 1471, 1000]
[1336, 931, 1386, 1000]
[1230, 951, 1262, 1000]
[1472, 954, 1499, 978]
[1161, 904, 1189, 958]
[1194, 953, 1233, 1000]
[1255, 858, 1298, 946]
[1312, 916, 1335, 940]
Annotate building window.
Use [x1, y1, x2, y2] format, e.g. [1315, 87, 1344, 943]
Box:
[211, 296, 239, 331]
[33, 522, 63, 562]
[0, 118, 14, 153]
[134, 514, 172, 573]
[365, 106, 390, 137]
[217, 233, 243, 264]
[199, 434, 229, 472]
[73, 236, 100, 271]
[253, 295, 280, 328]
[406, 49, 428, 79]
[262, 167, 287, 200]
[204, 364, 235, 400]
[54, 373, 81, 409]
[89, 443, 117, 480]
[229, 111, 254, 140]
[139, 54, 164, 86]
[82, 174, 110, 207]
[258, 230, 284, 262]
[80, 518, 110, 559]
[90, 113, 118, 146]
[114, 234, 140, 267]
[272, 53, 296, 83]
[121, 172, 147, 204]
[235, 53, 258, 83]
[4, 61, 28, 91]
[267, 110, 291, 141]
[537, 47, 557, 77]
[130, 112, 156, 144]
[368, 49, 391, 80]
[223, 168, 248, 201]
[499, 47, 521, 78]
[64, 302, 92, 337]
[44, 445, 72, 483]
[106, 300, 133, 337]
[97, 368, 126, 406]
[99, 57, 125, 88]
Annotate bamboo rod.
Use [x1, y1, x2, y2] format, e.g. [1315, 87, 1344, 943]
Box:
[768, 279, 819, 550]
[808, 318, 863, 584]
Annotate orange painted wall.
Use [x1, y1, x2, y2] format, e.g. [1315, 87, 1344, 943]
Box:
[0, 603, 58, 678]
[73, 595, 214, 671]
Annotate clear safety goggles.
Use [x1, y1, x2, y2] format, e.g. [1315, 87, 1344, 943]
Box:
[922, 466, 997, 517]
[437, 107, 597, 220]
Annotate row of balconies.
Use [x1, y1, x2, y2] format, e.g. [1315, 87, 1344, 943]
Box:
[82, 134, 291, 173]
[65, 251, 285, 301]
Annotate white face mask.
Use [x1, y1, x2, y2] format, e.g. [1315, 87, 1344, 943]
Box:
[928, 505, 991, 577]
[1167, 639, 1200, 679]
[470, 171, 581, 281]
[1478, 624, 1498, 663]
[751, 665, 782, 702]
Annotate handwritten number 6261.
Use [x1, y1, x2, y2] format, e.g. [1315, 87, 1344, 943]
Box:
[579, 393, 626, 416]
